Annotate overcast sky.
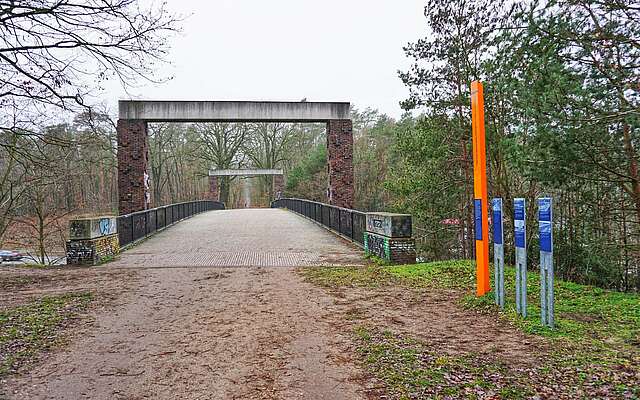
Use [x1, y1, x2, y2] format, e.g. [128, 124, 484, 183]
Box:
[104, 0, 428, 118]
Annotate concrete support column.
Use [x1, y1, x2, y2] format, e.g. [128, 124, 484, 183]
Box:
[117, 120, 149, 215]
[273, 174, 284, 200]
[327, 119, 354, 209]
[209, 175, 219, 201]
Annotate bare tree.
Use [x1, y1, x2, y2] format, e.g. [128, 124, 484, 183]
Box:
[0, 0, 179, 249]
[0, 0, 179, 117]
[244, 123, 296, 199]
[195, 123, 248, 205]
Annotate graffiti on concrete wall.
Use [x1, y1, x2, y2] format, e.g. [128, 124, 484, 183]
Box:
[69, 220, 90, 239]
[99, 218, 116, 236]
[367, 216, 390, 235]
[364, 232, 390, 261]
[366, 213, 412, 238]
[66, 241, 94, 264]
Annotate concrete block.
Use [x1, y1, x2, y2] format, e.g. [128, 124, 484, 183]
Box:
[366, 212, 412, 238]
[364, 232, 416, 265]
[119, 101, 351, 122]
[69, 216, 118, 240]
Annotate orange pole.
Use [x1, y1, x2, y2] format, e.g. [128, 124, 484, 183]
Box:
[471, 81, 490, 296]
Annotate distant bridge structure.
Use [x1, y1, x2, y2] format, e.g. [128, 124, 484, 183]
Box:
[117, 100, 354, 215]
[207, 169, 285, 202]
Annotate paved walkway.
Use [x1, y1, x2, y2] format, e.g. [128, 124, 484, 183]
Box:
[112, 208, 364, 268]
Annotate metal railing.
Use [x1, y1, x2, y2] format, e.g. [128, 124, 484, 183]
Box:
[117, 200, 225, 248]
[271, 198, 366, 247]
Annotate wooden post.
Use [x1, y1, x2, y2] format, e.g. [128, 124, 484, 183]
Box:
[471, 81, 490, 296]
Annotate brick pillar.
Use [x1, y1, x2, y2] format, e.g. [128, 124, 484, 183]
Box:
[327, 119, 354, 209]
[209, 175, 219, 201]
[117, 120, 149, 215]
[272, 174, 284, 200]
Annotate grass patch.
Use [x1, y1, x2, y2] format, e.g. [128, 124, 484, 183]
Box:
[355, 326, 530, 400]
[303, 260, 640, 398]
[304, 260, 639, 346]
[387, 260, 476, 289]
[355, 325, 637, 399]
[458, 262, 639, 347]
[0, 292, 93, 376]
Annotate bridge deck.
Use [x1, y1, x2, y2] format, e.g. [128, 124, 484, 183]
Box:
[111, 208, 364, 268]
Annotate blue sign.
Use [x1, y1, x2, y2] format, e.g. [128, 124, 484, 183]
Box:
[514, 198, 526, 248]
[539, 198, 553, 252]
[474, 199, 483, 241]
[492, 198, 503, 245]
[539, 198, 552, 222]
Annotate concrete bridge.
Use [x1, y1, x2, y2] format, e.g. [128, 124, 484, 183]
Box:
[117, 100, 354, 215]
[29, 98, 418, 399]
[104, 99, 417, 268]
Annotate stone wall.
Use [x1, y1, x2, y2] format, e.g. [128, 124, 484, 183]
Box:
[327, 120, 354, 209]
[67, 234, 120, 265]
[67, 216, 120, 266]
[117, 120, 149, 215]
[364, 233, 416, 265]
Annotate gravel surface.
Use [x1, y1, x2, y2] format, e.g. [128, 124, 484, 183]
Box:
[2, 208, 369, 399]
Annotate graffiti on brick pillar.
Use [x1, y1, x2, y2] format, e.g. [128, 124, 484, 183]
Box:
[144, 171, 150, 208]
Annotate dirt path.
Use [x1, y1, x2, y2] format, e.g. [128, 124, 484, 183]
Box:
[4, 266, 370, 399]
[2, 209, 567, 398]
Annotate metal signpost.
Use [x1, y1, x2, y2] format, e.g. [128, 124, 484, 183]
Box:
[492, 198, 505, 309]
[539, 197, 555, 328]
[470, 81, 490, 296]
[514, 198, 527, 317]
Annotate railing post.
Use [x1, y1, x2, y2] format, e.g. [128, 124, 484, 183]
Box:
[350, 210, 354, 240]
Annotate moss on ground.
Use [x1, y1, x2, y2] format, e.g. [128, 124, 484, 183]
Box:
[303, 260, 639, 345]
[0, 292, 93, 376]
[354, 326, 531, 400]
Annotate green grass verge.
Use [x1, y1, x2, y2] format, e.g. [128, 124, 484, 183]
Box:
[303, 260, 639, 346]
[0, 292, 93, 376]
[354, 325, 637, 399]
[302, 260, 639, 398]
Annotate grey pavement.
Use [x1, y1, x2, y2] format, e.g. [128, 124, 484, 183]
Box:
[110, 208, 364, 268]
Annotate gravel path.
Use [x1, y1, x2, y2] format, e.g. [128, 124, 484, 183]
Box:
[3, 208, 368, 399]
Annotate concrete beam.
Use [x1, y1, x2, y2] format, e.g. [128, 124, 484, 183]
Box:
[209, 169, 284, 177]
[119, 101, 350, 122]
